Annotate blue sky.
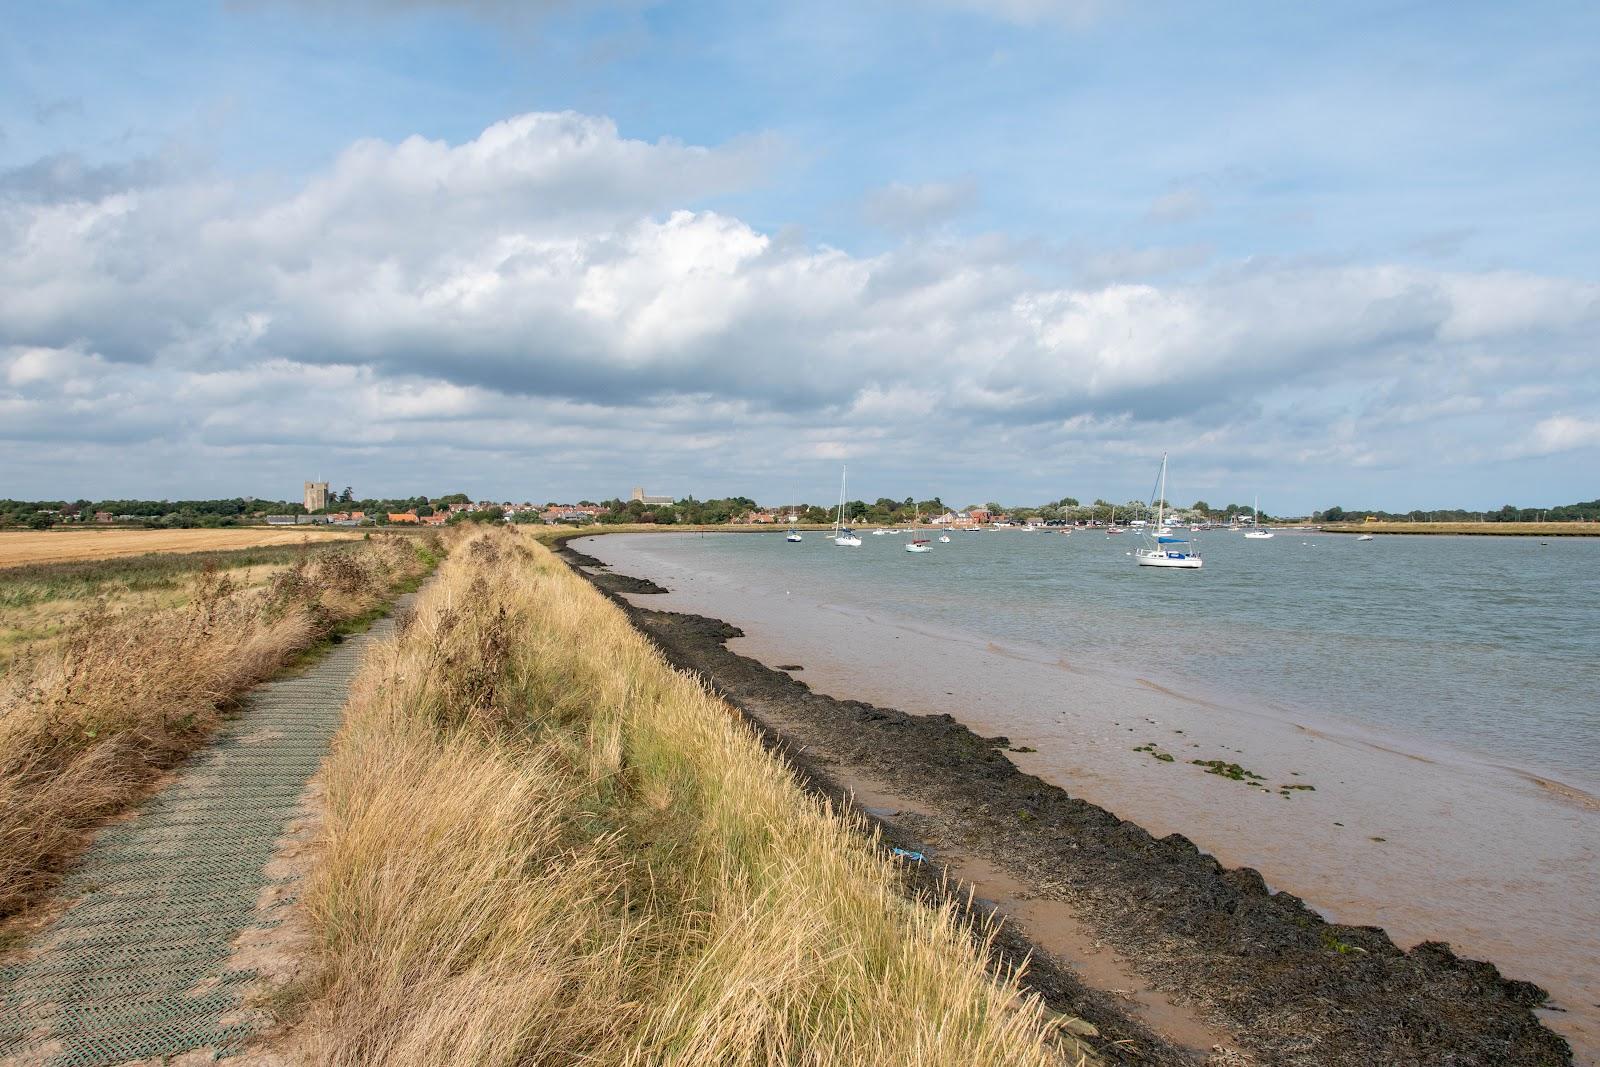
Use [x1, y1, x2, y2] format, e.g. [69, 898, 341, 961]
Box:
[2, 1, 1597, 510]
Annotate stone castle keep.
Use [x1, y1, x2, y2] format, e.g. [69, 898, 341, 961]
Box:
[303, 481, 329, 511]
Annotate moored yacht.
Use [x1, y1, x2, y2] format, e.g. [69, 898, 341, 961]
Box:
[1135, 453, 1202, 570]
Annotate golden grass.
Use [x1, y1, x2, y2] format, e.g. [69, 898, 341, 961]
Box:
[298, 528, 1085, 1066]
[0, 533, 439, 918]
[0, 527, 364, 569]
[1323, 521, 1600, 536]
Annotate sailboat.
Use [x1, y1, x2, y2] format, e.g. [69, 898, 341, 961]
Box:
[832, 466, 862, 547]
[905, 505, 932, 551]
[1135, 453, 1202, 570]
[1244, 495, 1274, 539]
[786, 527, 803, 542]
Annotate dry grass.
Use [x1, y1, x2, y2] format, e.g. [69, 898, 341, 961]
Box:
[0, 527, 364, 569]
[0, 541, 371, 672]
[0, 533, 439, 918]
[298, 528, 1085, 1066]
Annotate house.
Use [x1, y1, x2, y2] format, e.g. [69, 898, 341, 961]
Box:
[388, 512, 419, 524]
[967, 508, 993, 525]
[94, 511, 113, 524]
[740, 511, 776, 524]
[421, 513, 449, 526]
[265, 515, 297, 526]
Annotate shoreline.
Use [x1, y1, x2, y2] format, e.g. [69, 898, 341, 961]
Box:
[556, 537, 1573, 1066]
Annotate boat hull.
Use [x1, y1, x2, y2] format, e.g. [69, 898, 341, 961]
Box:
[1135, 550, 1203, 569]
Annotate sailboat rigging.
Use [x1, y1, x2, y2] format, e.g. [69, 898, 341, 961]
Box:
[832, 466, 862, 547]
[1134, 453, 1202, 570]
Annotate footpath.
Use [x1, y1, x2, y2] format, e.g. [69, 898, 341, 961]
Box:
[0, 597, 412, 1065]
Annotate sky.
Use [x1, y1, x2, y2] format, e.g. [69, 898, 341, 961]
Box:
[1, 0, 1597, 512]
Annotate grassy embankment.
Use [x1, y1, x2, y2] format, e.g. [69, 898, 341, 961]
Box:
[1322, 521, 1600, 536]
[0, 533, 440, 919]
[298, 527, 1086, 1066]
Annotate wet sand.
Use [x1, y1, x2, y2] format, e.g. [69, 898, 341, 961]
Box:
[579, 532, 1597, 1064]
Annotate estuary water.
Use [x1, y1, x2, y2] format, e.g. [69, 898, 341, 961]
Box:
[581, 529, 1600, 1059]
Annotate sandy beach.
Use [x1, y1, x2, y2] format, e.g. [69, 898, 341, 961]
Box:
[573, 532, 1594, 1065]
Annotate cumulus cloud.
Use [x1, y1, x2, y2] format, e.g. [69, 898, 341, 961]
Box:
[2, 109, 1597, 502]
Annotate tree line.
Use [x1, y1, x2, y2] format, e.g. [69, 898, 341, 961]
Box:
[6, 494, 1597, 530]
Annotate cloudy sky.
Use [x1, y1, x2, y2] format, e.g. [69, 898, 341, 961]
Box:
[2, 1, 1596, 511]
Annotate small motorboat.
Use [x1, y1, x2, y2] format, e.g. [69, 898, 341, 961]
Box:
[1357, 534, 1375, 541]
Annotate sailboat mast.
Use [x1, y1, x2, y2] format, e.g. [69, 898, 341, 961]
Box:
[836, 465, 847, 532]
[1157, 452, 1167, 529]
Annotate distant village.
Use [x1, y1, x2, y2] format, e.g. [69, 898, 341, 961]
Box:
[5, 482, 1595, 531]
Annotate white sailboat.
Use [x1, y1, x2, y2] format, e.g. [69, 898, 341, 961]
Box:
[905, 505, 932, 551]
[832, 466, 862, 547]
[786, 527, 803, 542]
[1135, 453, 1202, 570]
[1244, 495, 1274, 539]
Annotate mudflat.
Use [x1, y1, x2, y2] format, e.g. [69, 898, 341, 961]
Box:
[561, 541, 1573, 1067]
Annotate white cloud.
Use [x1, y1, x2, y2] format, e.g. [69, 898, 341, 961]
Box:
[1515, 415, 1600, 458]
[1, 110, 1596, 505]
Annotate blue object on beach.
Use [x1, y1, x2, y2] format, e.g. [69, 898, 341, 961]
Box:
[891, 847, 926, 863]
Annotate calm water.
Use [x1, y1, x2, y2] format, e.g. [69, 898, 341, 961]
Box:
[600, 529, 1600, 790]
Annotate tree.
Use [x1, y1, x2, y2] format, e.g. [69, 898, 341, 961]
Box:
[1323, 506, 1346, 522]
[1059, 497, 1079, 508]
[340, 486, 353, 503]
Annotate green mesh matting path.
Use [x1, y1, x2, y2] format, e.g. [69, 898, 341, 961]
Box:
[0, 602, 408, 1066]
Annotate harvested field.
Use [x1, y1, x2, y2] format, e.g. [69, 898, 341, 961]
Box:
[0, 527, 363, 568]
